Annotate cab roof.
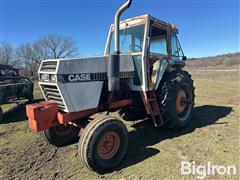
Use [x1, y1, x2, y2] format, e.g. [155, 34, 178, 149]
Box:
[110, 14, 178, 32]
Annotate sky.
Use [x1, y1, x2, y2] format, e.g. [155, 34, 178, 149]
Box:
[0, 0, 239, 58]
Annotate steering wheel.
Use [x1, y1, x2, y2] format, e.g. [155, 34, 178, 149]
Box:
[129, 44, 142, 52]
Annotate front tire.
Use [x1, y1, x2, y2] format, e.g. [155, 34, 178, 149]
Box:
[157, 70, 195, 130]
[42, 124, 80, 147]
[78, 116, 128, 172]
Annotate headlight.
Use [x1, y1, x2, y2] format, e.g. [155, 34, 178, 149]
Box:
[40, 74, 49, 81]
[39, 74, 57, 82]
[50, 74, 57, 82]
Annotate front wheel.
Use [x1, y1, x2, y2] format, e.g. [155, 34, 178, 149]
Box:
[78, 116, 128, 172]
[157, 70, 195, 130]
[42, 124, 80, 147]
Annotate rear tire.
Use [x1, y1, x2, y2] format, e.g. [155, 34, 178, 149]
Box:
[157, 70, 195, 130]
[42, 124, 80, 147]
[78, 116, 128, 172]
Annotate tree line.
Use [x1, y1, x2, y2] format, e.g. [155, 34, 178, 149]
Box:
[186, 52, 240, 68]
[0, 34, 79, 78]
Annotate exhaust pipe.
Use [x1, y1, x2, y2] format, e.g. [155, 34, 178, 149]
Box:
[108, 0, 132, 92]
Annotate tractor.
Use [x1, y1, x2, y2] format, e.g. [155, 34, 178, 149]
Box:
[0, 64, 33, 121]
[26, 0, 195, 172]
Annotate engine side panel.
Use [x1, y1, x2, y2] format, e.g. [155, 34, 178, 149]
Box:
[58, 82, 103, 112]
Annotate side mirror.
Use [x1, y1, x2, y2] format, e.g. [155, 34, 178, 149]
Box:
[182, 56, 187, 61]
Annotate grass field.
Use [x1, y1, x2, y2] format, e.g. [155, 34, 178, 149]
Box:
[0, 69, 239, 180]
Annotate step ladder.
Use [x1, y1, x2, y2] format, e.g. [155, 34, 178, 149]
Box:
[140, 91, 164, 127]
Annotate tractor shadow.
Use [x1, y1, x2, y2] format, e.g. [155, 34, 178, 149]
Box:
[0, 99, 43, 124]
[115, 105, 232, 171]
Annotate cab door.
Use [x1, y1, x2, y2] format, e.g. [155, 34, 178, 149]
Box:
[147, 24, 169, 88]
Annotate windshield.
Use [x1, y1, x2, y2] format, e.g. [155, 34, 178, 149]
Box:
[109, 25, 145, 54]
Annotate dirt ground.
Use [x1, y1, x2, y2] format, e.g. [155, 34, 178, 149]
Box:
[0, 70, 239, 180]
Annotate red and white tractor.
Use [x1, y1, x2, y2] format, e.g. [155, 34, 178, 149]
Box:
[26, 0, 195, 172]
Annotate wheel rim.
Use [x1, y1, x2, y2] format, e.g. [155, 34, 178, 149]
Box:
[54, 124, 72, 136]
[176, 83, 193, 121]
[97, 132, 120, 160]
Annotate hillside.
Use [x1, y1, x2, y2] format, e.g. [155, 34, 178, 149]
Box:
[186, 52, 240, 69]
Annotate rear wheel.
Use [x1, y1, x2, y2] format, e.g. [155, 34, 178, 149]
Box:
[157, 70, 195, 130]
[78, 116, 128, 172]
[42, 124, 80, 147]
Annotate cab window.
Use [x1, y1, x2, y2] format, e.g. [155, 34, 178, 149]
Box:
[109, 25, 145, 54]
[171, 32, 184, 57]
[171, 32, 179, 56]
[150, 27, 167, 54]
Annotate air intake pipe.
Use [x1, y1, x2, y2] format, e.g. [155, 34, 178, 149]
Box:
[108, 0, 132, 92]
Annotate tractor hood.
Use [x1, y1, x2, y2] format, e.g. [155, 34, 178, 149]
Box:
[38, 55, 135, 112]
[38, 55, 134, 77]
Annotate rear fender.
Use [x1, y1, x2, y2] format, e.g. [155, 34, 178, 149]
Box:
[154, 59, 185, 90]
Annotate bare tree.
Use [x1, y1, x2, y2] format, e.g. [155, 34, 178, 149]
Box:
[38, 34, 78, 59]
[15, 34, 79, 78]
[0, 42, 19, 66]
[16, 43, 38, 77]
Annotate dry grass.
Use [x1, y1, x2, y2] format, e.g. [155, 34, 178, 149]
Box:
[0, 70, 239, 180]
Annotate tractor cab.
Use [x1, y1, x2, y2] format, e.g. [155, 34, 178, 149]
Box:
[105, 14, 186, 91]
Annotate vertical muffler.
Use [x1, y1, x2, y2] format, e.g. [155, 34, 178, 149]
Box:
[108, 0, 132, 92]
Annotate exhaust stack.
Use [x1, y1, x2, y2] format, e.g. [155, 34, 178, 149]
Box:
[108, 0, 132, 92]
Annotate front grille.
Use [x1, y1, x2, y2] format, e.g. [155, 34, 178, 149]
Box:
[89, 72, 135, 81]
[91, 73, 107, 81]
[41, 84, 65, 110]
[40, 61, 57, 72]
